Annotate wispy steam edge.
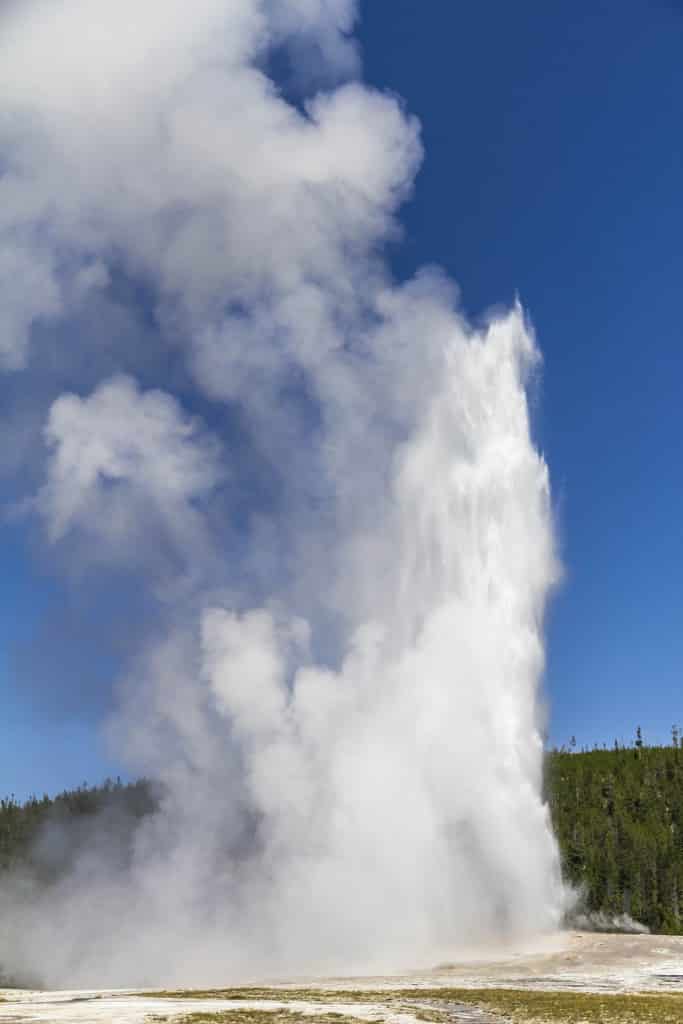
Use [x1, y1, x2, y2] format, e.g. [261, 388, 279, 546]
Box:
[0, 0, 565, 986]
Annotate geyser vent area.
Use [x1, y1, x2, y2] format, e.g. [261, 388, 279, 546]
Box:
[0, 0, 563, 988]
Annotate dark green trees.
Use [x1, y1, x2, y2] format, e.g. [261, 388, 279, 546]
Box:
[547, 737, 683, 933]
[3, 741, 683, 935]
[0, 778, 156, 877]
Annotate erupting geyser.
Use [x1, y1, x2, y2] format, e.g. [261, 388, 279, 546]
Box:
[0, 0, 564, 987]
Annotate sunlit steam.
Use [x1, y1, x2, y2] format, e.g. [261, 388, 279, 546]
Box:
[0, 0, 563, 986]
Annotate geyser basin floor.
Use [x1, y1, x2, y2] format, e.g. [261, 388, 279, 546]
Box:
[3, 933, 683, 1023]
[395, 929, 683, 993]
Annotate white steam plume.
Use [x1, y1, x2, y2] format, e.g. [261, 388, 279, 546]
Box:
[0, 0, 564, 986]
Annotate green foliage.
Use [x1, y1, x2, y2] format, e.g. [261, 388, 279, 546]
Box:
[0, 778, 157, 876]
[547, 736, 683, 934]
[3, 736, 683, 936]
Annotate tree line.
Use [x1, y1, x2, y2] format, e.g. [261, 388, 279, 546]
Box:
[2, 735, 683, 934]
[0, 777, 156, 879]
[546, 730, 683, 933]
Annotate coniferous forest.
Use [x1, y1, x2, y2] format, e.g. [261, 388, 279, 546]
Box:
[546, 734, 683, 934]
[2, 737, 683, 935]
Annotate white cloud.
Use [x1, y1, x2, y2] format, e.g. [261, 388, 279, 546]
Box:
[0, 0, 565, 988]
[0, 241, 62, 369]
[0, 0, 420, 371]
[39, 375, 222, 572]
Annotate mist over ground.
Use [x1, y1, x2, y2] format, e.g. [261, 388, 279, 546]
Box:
[0, 0, 564, 987]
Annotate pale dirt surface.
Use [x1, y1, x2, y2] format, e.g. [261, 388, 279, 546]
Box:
[1, 931, 683, 1023]
[0, 993, 497, 1024]
[0, 993, 437, 1024]
[280, 930, 683, 994]
[366, 929, 683, 994]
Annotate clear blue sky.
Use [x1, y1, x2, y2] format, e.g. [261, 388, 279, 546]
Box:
[1, 0, 682, 798]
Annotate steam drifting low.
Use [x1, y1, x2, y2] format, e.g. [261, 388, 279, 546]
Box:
[0, 0, 563, 987]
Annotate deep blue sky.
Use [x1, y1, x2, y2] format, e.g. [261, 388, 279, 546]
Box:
[362, 0, 683, 752]
[1, 0, 682, 798]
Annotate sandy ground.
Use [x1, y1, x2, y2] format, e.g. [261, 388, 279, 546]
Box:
[0, 992, 497, 1024]
[365, 929, 683, 993]
[0, 993, 454, 1024]
[275, 930, 683, 994]
[2, 931, 683, 1023]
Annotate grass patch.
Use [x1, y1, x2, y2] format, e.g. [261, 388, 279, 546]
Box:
[450, 987, 683, 1022]
[148, 1011, 372, 1024]
[141, 986, 683, 1023]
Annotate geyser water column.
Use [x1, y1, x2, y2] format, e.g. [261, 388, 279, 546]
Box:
[0, 0, 564, 987]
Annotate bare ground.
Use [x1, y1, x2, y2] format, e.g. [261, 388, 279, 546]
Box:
[2, 932, 683, 1024]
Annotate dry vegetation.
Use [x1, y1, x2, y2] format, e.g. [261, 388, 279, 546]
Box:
[141, 986, 683, 1024]
[149, 1012, 372, 1024]
[449, 988, 683, 1023]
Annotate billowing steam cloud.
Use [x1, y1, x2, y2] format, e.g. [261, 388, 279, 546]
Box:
[0, 0, 564, 987]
